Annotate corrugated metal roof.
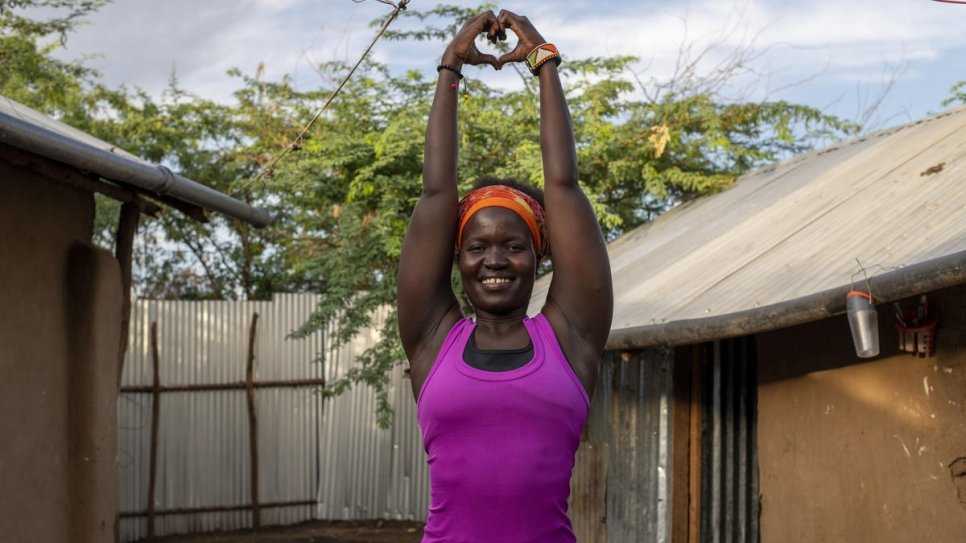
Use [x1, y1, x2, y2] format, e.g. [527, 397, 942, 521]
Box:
[529, 106, 966, 348]
[0, 95, 149, 164]
[0, 95, 271, 226]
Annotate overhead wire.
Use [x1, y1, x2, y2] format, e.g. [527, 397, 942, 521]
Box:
[235, 0, 411, 193]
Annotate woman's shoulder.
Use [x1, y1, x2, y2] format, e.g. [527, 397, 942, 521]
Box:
[407, 308, 467, 393]
[538, 302, 603, 394]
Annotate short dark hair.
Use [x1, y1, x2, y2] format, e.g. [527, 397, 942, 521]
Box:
[472, 176, 545, 207]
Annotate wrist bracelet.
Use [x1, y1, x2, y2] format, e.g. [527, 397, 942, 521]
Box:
[437, 64, 464, 80]
[525, 43, 561, 75]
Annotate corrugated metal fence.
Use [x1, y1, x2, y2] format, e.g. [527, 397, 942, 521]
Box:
[699, 338, 759, 543]
[118, 295, 683, 541]
[117, 295, 430, 541]
[584, 349, 675, 543]
[315, 306, 430, 520]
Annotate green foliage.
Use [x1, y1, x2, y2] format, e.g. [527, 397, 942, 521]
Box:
[1, 1, 107, 40]
[127, 72, 326, 300]
[943, 80, 966, 107]
[1, 1, 315, 299]
[7, 1, 863, 427]
[265, 10, 858, 424]
[379, 2, 496, 42]
[0, 1, 107, 115]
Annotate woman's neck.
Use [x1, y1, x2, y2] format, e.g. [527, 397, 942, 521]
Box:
[472, 310, 530, 350]
[473, 307, 526, 329]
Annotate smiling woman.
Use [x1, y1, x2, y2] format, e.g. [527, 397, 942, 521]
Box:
[456, 180, 545, 323]
[395, 8, 613, 543]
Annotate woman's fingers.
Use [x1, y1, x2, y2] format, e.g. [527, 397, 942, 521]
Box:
[493, 10, 523, 69]
[456, 11, 495, 45]
[496, 9, 518, 27]
[450, 10, 533, 71]
[495, 41, 528, 69]
[467, 11, 508, 69]
[473, 10, 498, 28]
[492, 9, 548, 70]
[496, 9, 528, 38]
[446, 11, 499, 66]
[497, 9, 545, 48]
[464, 42, 499, 69]
[484, 14, 504, 43]
[472, 50, 500, 70]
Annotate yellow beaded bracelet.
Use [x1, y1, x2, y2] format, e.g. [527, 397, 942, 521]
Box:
[525, 43, 561, 75]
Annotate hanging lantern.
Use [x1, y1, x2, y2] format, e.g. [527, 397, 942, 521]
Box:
[846, 291, 879, 358]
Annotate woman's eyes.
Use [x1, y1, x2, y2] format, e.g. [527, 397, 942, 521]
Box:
[466, 243, 527, 252]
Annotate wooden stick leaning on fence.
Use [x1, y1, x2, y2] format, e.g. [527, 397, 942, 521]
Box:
[246, 312, 261, 528]
[147, 321, 160, 541]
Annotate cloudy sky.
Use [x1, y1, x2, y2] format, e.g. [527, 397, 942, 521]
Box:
[52, 0, 966, 131]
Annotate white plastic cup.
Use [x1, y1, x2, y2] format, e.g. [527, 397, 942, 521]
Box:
[847, 291, 879, 358]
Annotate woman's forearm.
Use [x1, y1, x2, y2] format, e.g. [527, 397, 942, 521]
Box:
[422, 51, 463, 197]
[538, 62, 578, 188]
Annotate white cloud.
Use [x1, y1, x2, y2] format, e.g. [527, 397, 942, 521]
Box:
[47, 0, 966, 125]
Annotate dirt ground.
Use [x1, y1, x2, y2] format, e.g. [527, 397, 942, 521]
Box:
[139, 520, 425, 543]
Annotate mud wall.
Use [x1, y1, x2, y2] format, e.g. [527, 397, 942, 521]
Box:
[757, 284, 966, 542]
[0, 151, 122, 543]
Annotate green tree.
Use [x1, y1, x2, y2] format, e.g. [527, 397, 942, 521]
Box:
[3, 1, 861, 426]
[270, 4, 858, 426]
[1, 0, 145, 261]
[1, 1, 316, 299]
[119, 72, 322, 300]
[0, 0, 107, 114]
[0, 1, 140, 148]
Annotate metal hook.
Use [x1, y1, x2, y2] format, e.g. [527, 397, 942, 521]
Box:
[850, 258, 874, 300]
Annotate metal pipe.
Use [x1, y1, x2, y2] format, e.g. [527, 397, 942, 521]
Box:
[607, 248, 966, 350]
[119, 378, 327, 393]
[119, 500, 317, 518]
[0, 109, 272, 227]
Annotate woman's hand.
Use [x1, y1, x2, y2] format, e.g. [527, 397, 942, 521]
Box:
[442, 11, 504, 70]
[494, 10, 547, 69]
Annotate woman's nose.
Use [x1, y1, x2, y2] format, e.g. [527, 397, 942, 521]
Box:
[484, 249, 507, 267]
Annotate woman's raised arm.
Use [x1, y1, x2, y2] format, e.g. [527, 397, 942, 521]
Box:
[397, 12, 502, 390]
[497, 11, 613, 391]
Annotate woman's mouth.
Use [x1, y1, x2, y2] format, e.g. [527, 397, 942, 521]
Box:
[481, 277, 512, 286]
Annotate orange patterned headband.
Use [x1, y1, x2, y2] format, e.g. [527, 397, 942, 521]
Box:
[457, 185, 547, 255]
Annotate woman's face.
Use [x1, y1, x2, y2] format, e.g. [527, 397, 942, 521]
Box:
[458, 207, 538, 316]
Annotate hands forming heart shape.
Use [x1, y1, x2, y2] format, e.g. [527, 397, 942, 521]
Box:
[444, 9, 547, 71]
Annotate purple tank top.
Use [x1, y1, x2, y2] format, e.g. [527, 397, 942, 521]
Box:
[417, 314, 590, 543]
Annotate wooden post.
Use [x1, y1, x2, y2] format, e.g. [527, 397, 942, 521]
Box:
[245, 312, 261, 529]
[147, 321, 161, 541]
[671, 347, 693, 543]
[688, 346, 703, 543]
[115, 202, 140, 390]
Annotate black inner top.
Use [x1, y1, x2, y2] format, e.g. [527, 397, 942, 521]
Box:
[463, 329, 534, 372]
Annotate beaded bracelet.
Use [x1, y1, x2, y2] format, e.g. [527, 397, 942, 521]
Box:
[525, 43, 561, 75]
[436, 64, 464, 80]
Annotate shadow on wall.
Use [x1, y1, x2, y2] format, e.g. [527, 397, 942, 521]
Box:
[755, 284, 966, 540]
